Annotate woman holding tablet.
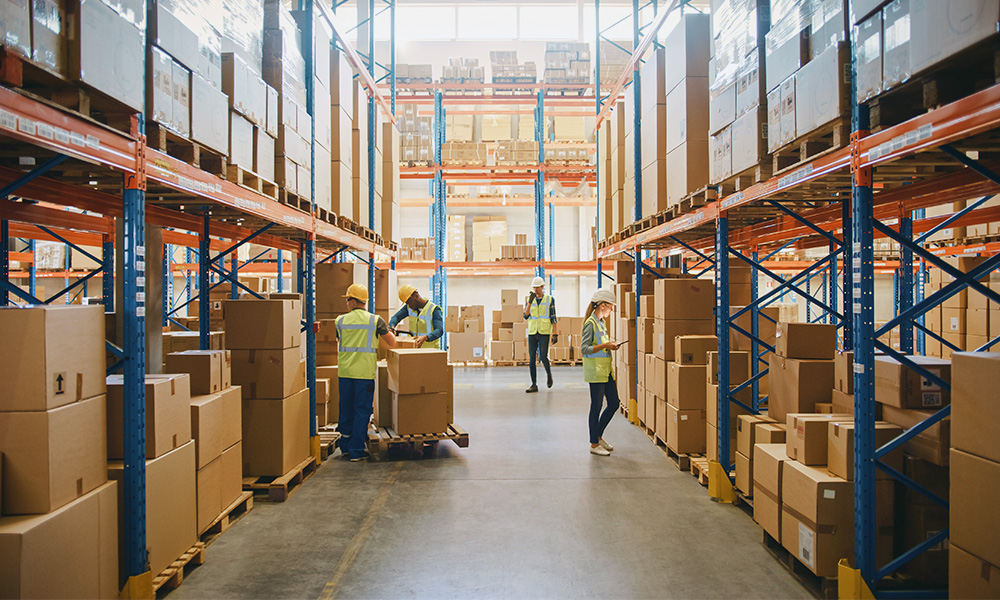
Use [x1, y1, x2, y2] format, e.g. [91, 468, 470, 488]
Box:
[581, 289, 624, 456]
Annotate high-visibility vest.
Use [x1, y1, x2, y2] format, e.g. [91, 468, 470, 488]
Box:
[407, 301, 440, 349]
[527, 294, 554, 335]
[583, 314, 614, 383]
[336, 309, 379, 380]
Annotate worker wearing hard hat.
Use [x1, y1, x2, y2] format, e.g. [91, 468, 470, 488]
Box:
[387, 284, 443, 349]
[523, 275, 557, 393]
[582, 289, 623, 456]
[336, 283, 397, 462]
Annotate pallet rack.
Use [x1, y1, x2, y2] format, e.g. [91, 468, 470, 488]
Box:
[596, 1, 1000, 596]
[0, 0, 397, 589]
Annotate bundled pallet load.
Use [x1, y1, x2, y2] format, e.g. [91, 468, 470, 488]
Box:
[395, 63, 433, 84]
[544, 42, 590, 86]
[397, 104, 433, 164]
[0, 306, 119, 598]
[500, 233, 537, 261]
[448, 305, 487, 363]
[543, 145, 590, 165]
[471, 216, 508, 261]
[442, 142, 488, 165]
[399, 237, 437, 262]
[496, 140, 539, 165]
[597, 40, 634, 85]
[377, 121, 401, 242]
[447, 215, 467, 261]
[384, 349, 455, 438]
[490, 51, 537, 84]
[442, 57, 485, 84]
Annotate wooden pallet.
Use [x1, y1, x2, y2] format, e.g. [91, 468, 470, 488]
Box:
[200, 491, 254, 546]
[690, 456, 710, 486]
[449, 361, 488, 367]
[771, 118, 850, 177]
[152, 542, 206, 595]
[665, 447, 697, 471]
[243, 456, 318, 502]
[147, 123, 226, 177]
[367, 423, 469, 454]
[733, 489, 754, 514]
[226, 165, 278, 200]
[713, 159, 774, 198]
[319, 429, 342, 460]
[276, 187, 310, 211]
[762, 529, 837, 600]
[678, 186, 719, 214]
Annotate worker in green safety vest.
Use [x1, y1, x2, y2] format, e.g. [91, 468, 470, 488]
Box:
[581, 289, 623, 456]
[336, 283, 397, 462]
[523, 276, 558, 393]
[388, 284, 443, 349]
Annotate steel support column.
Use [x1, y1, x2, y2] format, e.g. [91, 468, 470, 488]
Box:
[715, 216, 732, 472]
[1, 220, 7, 306]
[898, 215, 914, 354]
[199, 212, 210, 350]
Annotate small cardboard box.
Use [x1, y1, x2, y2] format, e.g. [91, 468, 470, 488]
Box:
[951, 352, 1000, 463]
[106, 374, 192, 460]
[224, 298, 302, 349]
[231, 348, 305, 400]
[949, 449, 1000, 568]
[666, 403, 706, 455]
[775, 322, 836, 360]
[0, 304, 105, 411]
[785, 413, 853, 466]
[165, 350, 231, 395]
[0, 481, 118, 600]
[500, 289, 519, 305]
[0, 394, 107, 515]
[387, 349, 449, 395]
[675, 335, 717, 365]
[637, 317, 655, 354]
[768, 357, 835, 423]
[834, 351, 853, 393]
[753, 443, 788, 542]
[756, 422, 787, 445]
[190, 386, 242, 469]
[736, 414, 776, 457]
[831, 389, 854, 416]
[241, 389, 310, 477]
[500, 303, 523, 324]
[828, 421, 903, 480]
[392, 392, 450, 435]
[667, 361, 707, 410]
[654, 319, 715, 361]
[491, 341, 514, 362]
[874, 355, 951, 409]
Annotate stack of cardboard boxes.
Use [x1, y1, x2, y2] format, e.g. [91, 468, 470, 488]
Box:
[225, 297, 310, 478]
[490, 51, 537, 82]
[441, 57, 485, 83]
[396, 104, 433, 164]
[378, 121, 401, 242]
[471, 217, 509, 262]
[447, 215, 467, 262]
[664, 335, 717, 455]
[0, 305, 119, 598]
[597, 40, 633, 85]
[544, 42, 590, 85]
[496, 140, 539, 165]
[500, 233, 537, 261]
[923, 256, 1000, 359]
[386, 349, 454, 435]
[448, 306, 487, 363]
[399, 237, 437, 262]
[329, 46, 354, 219]
[596, 110, 628, 239]
[395, 63, 433, 83]
[315, 262, 396, 328]
[490, 290, 527, 364]
[442, 142, 488, 165]
[768, 322, 837, 422]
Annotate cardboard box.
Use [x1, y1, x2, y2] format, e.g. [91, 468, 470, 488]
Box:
[637, 318, 655, 354]
[736, 414, 775, 457]
[106, 374, 192, 460]
[951, 352, 1000, 462]
[874, 355, 950, 409]
[757, 423, 787, 445]
[0, 481, 118, 600]
[0, 304, 105, 411]
[0, 394, 107, 515]
[189, 386, 242, 469]
[753, 443, 788, 542]
[386, 349, 449, 395]
[706, 350, 750, 385]
[68, 0, 145, 112]
[666, 403, 706, 455]
[654, 319, 716, 361]
[909, 0, 1000, 76]
[491, 341, 514, 363]
[828, 421, 903, 480]
[950, 544, 1000, 600]
[231, 348, 305, 400]
[776, 322, 836, 360]
[654, 279, 715, 320]
[880, 405, 950, 466]
[785, 413, 853, 466]
[224, 298, 301, 350]
[165, 350, 230, 395]
[241, 389, 310, 476]
[951, 448, 1000, 567]
[769, 357, 835, 422]
[108, 441, 197, 585]
[316, 263, 368, 316]
[831, 389, 854, 416]
[736, 451, 753, 496]
[392, 392, 450, 435]
[667, 362, 707, 410]
[372, 362, 391, 428]
[645, 387, 656, 430]
[500, 303, 523, 324]
[448, 332, 486, 363]
[834, 351, 853, 393]
[500, 289, 519, 305]
[705, 382, 752, 429]
[675, 335, 717, 365]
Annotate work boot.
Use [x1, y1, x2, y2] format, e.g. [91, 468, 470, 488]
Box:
[525, 384, 538, 393]
[547, 373, 553, 388]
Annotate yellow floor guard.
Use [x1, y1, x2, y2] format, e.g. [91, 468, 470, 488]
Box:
[837, 559, 875, 599]
[627, 398, 639, 424]
[707, 460, 735, 503]
[119, 572, 153, 600]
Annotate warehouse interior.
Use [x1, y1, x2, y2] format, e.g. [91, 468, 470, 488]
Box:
[1, 0, 999, 598]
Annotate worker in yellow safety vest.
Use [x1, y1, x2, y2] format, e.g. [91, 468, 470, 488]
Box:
[581, 289, 623, 456]
[388, 284, 443, 349]
[523, 276, 558, 393]
[336, 283, 397, 461]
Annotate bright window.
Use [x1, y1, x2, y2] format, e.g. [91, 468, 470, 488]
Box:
[397, 6, 457, 41]
[520, 5, 578, 40]
[583, 5, 633, 41]
[456, 6, 517, 40]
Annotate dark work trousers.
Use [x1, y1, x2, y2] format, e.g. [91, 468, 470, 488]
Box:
[589, 375, 619, 444]
[527, 333, 552, 385]
[338, 377, 375, 458]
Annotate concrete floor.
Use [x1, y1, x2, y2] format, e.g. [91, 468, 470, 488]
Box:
[173, 367, 811, 599]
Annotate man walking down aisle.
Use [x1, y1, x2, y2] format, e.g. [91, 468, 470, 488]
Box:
[523, 276, 557, 393]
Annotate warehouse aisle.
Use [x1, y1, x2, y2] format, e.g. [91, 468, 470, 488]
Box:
[173, 367, 810, 599]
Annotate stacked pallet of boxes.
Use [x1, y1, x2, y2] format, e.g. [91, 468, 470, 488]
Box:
[634, 278, 656, 429]
[490, 290, 522, 364]
[397, 104, 433, 164]
[442, 141, 488, 165]
[399, 237, 437, 261]
[597, 40, 633, 85]
[497, 141, 539, 166]
[922, 257, 999, 359]
[950, 352, 1000, 597]
[448, 305, 487, 364]
[386, 349, 454, 435]
[162, 330, 225, 368]
[596, 108, 627, 239]
[709, 0, 769, 186]
[490, 51, 536, 83]
[544, 42, 590, 85]
[442, 58, 484, 84]
[396, 63, 432, 84]
[447, 114, 474, 142]
[224, 296, 310, 479]
[327, 44, 354, 220]
[637, 48, 667, 217]
[447, 215, 467, 261]
[551, 317, 582, 364]
[315, 262, 395, 329]
[500, 234, 537, 261]
[352, 70, 377, 226]
[379, 121, 401, 241]
[664, 14, 711, 206]
[471, 217, 508, 262]
[0, 306, 119, 598]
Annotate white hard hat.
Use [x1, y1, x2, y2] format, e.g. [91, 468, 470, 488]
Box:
[591, 289, 616, 305]
[530, 276, 545, 288]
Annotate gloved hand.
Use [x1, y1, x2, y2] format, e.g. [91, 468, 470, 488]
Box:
[551, 333, 558, 344]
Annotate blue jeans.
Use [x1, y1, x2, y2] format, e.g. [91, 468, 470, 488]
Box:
[589, 375, 619, 444]
[528, 333, 551, 385]
[338, 377, 375, 458]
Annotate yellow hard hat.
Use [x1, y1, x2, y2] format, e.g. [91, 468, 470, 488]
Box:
[398, 284, 417, 304]
[343, 283, 369, 302]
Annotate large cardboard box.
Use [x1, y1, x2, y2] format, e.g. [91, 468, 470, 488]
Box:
[373, 362, 391, 428]
[674, 335, 717, 365]
[828, 421, 903, 481]
[951, 352, 1000, 462]
[873, 355, 950, 409]
[106, 374, 192, 460]
[0, 481, 118, 600]
[190, 386, 242, 469]
[880, 405, 950, 466]
[108, 441, 197, 586]
[666, 403, 706, 455]
[706, 350, 749, 385]
[653, 279, 715, 320]
[392, 392, 450, 435]
[785, 413, 853, 466]
[196, 440, 243, 534]
[386, 349, 449, 395]
[68, 0, 144, 112]
[491, 341, 514, 363]
[776, 322, 836, 360]
[666, 362, 707, 410]
[164, 350, 230, 395]
[224, 298, 302, 350]
[448, 332, 485, 363]
[951, 448, 1000, 567]
[241, 389, 310, 476]
[231, 348, 305, 399]
[637, 318, 655, 354]
[0, 394, 107, 515]
[950, 544, 1000, 600]
[753, 443, 788, 542]
[909, 0, 1000, 76]
[654, 319, 715, 361]
[769, 357, 835, 422]
[315, 263, 368, 316]
[0, 305, 105, 411]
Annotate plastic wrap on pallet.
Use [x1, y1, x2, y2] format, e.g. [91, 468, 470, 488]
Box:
[31, 0, 66, 74]
[881, 0, 911, 91]
[1, 0, 31, 60]
[855, 10, 882, 102]
[97, 0, 146, 30]
[809, 0, 847, 59]
[764, 0, 817, 91]
[222, 0, 264, 74]
[263, 2, 306, 105]
[69, 0, 145, 112]
[149, 0, 223, 88]
[710, 0, 767, 96]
